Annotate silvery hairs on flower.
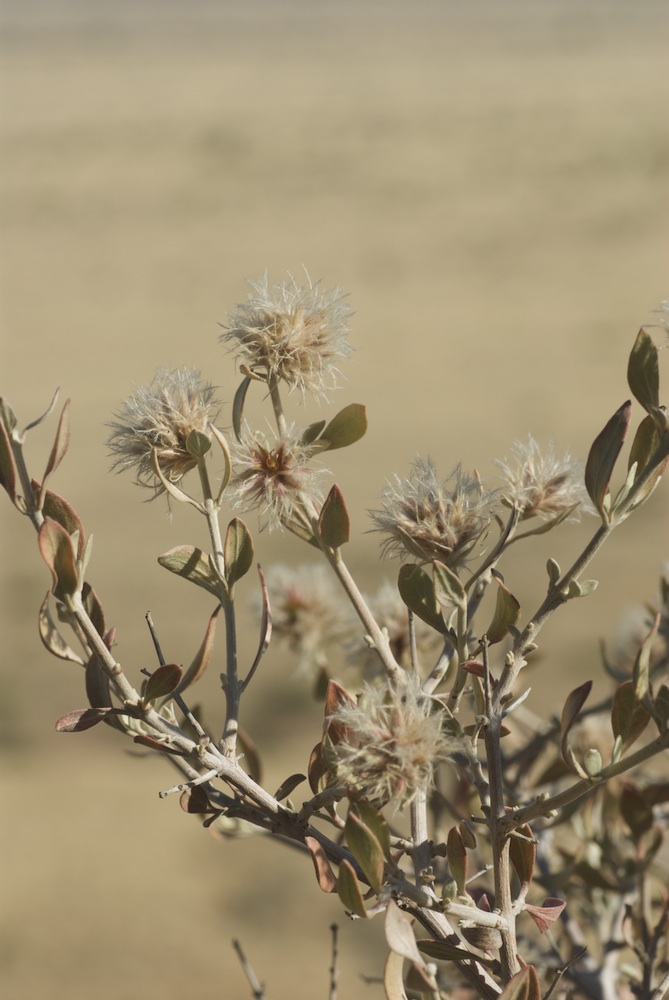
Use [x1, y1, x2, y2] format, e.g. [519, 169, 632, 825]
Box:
[106, 367, 220, 496]
[220, 272, 353, 400]
[496, 435, 592, 521]
[369, 458, 499, 569]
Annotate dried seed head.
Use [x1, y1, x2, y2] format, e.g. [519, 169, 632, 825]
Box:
[369, 459, 497, 568]
[230, 424, 327, 531]
[263, 563, 351, 674]
[107, 368, 220, 495]
[220, 272, 352, 399]
[496, 436, 592, 520]
[328, 679, 459, 809]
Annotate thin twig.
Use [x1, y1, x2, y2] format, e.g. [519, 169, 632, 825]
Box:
[232, 939, 265, 1000]
[328, 923, 339, 1000]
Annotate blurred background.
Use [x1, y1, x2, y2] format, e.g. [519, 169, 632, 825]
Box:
[1, 1, 667, 997]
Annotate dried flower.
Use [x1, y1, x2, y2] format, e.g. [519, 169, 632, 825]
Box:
[328, 679, 458, 808]
[347, 580, 442, 678]
[263, 564, 351, 674]
[220, 272, 352, 399]
[229, 424, 327, 530]
[496, 436, 591, 521]
[107, 368, 220, 494]
[369, 459, 497, 568]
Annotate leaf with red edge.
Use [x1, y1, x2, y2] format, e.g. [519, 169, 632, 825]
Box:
[323, 679, 356, 747]
[585, 401, 632, 520]
[38, 516, 79, 602]
[40, 398, 71, 494]
[308, 740, 331, 796]
[142, 663, 183, 704]
[305, 835, 338, 893]
[133, 734, 183, 755]
[525, 897, 566, 934]
[180, 785, 215, 814]
[55, 707, 113, 732]
[40, 489, 86, 561]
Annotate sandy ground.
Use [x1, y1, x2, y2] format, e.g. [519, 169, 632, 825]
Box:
[1, 1, 668, 997]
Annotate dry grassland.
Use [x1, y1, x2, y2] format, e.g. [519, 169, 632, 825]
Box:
[1, 1, 667, 996]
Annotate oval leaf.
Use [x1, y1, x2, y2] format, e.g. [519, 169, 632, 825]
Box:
[349, 793, 392, 862]
[55, 707, 112, 732]
[158, 545, 223, 598]
[417, 939, 495, 966]
[611, 680, 651, 753]
[509, 824, 535, 896]
[318, 484, 350, 549]
[320, 403, 367, 451]
[486, 571, 521, 644]
[398, 563, 447, 634]
[384, 901, 424, 966]
[585, 401, 632, 519]
[628, 328, 660, 415]
[224, 518, 254, 588]
[446, 826, 468, 895]
[433, 560, 466, 612]
[337, 859, 367, 918]
[383, 950, 408, 1000]
[274, 773, 307, 801]
[38, 516, 79, 602]
[143, 663, 184, 704]
[345, 810, 385, 892]
[0, 413, 17, 503]
[41, 398, 71, 490]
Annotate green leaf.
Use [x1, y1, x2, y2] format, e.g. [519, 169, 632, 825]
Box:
[546, 557, 561, 587]
[349, 793, 392, 861]
[397, 563, 447, 634]
[433, 560, 466, 612]
[611, 680, 651, 752]
[157, 545, 223, 599]
[345, 810, 385, 892]
[320, 403, 367, 451]
[653, 685, 669, 732]
[185, 428, 212, 459]
[302, 419, 326, 445]
[486, 571, 521, 644]
[317, 484, 350, 548]
[560, 680, 592, 776]
[232, 376, 252, 441]
[274, 773, 307, 801]
[143, 663, 183, 704]
[308, 740, 333, 796]
[38, 516, 80, 603]
[625, 415, 669, 513]
[633, 612, 660, 707]
[584, 401, 632, 521]
[417, 939, 494, 965]
[223, 518, 254, 589]
[85, 645, 113, 710]
[628, 328, 660, 415]
[446, 825, 467, 895]
[337, 859, 367, 917]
